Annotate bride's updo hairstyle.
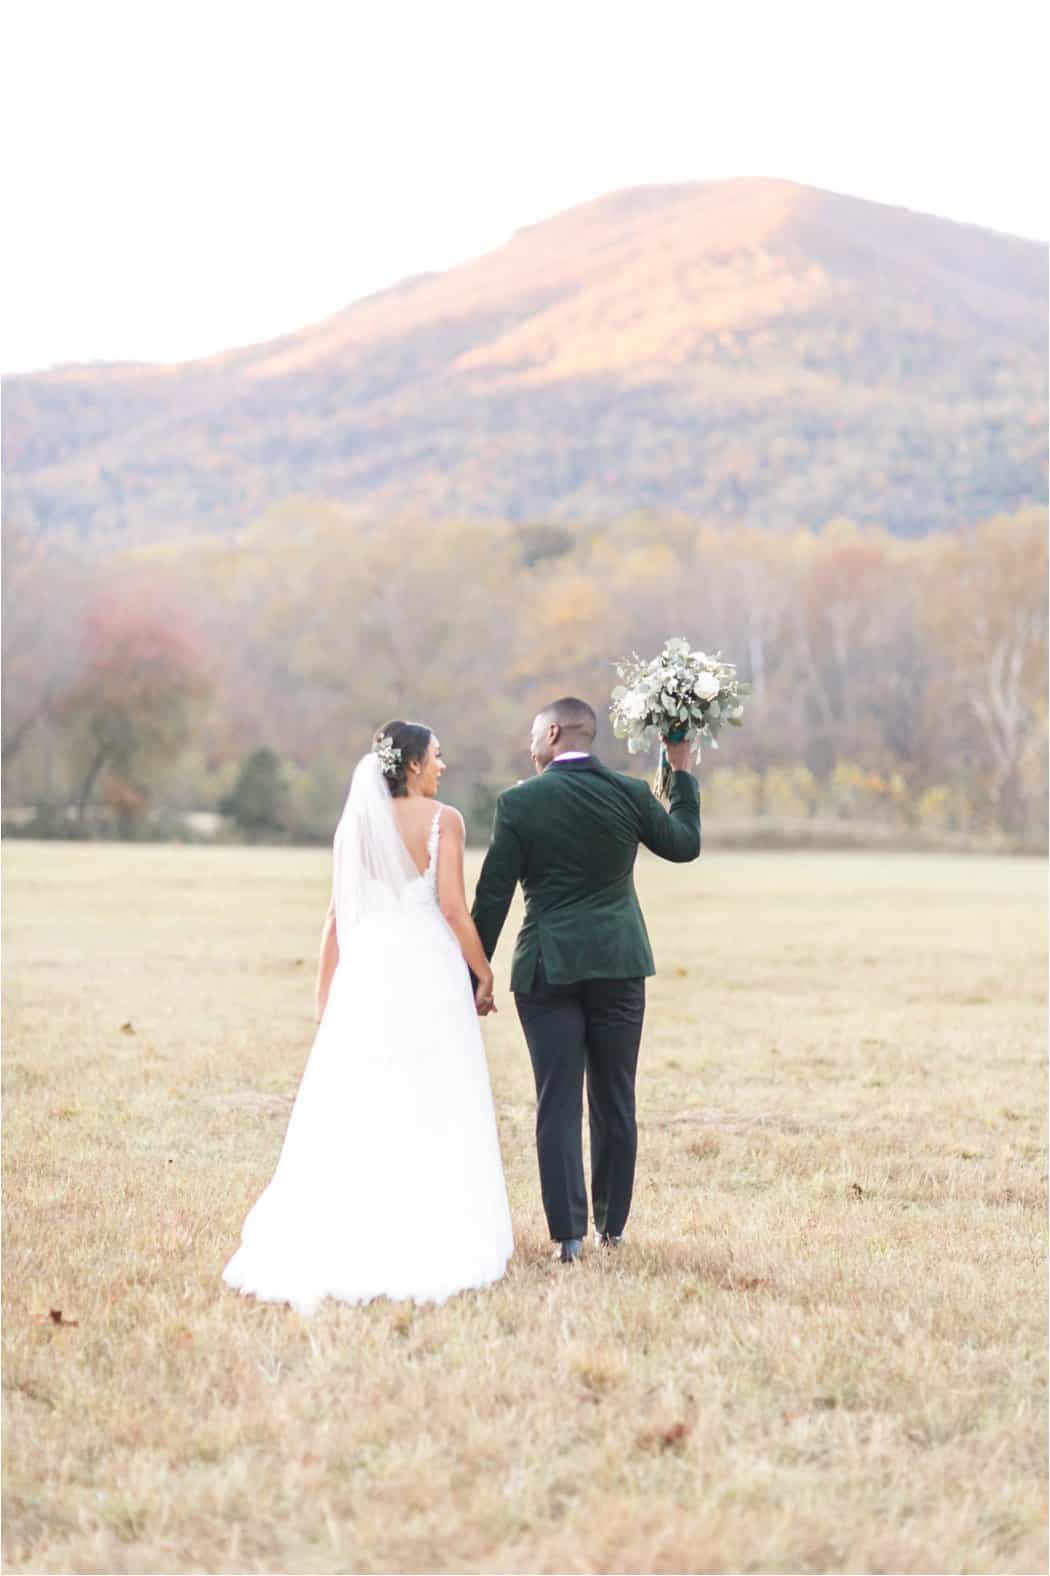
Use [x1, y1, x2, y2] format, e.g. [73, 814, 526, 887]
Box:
[374, 720, 433, 798]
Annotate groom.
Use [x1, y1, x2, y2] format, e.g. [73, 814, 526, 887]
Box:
[471, 697, 701, 1262]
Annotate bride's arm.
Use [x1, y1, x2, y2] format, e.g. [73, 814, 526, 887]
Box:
[314, 900, 339, 1022]
[436, 806, 497, 1013]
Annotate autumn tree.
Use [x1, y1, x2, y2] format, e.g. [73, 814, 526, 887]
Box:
[920, 509, 1048, 838]
[54, 577, 212, 823]
[205, 503, 524, 797]
[2, 522, 93, 772]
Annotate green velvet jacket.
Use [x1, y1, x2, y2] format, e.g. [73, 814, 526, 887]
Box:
[470, 754, 701, 992]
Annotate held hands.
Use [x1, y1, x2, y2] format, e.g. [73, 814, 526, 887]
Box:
[475, 968, 497, 1017]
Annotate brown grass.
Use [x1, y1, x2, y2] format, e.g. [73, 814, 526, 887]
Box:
[3, 843, 1047, 1574]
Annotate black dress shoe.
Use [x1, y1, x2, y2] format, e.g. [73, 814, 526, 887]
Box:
[557, 1238, 583, 1263]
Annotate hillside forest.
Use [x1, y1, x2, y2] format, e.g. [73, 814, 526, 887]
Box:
[5, 180, 1047, 542]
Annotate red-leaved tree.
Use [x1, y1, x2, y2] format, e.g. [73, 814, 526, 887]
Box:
[54, 577, 212, 824]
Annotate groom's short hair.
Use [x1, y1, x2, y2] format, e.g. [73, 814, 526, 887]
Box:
[540, 696, 597, 739]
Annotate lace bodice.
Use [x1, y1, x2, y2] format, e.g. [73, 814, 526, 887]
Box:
[423, 808, 441, 896]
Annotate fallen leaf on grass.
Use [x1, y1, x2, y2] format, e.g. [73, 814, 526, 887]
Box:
[48, 1309, 78, 1327]
[637, 1419, 691, 1452]
[120, 1021, 135, 1034]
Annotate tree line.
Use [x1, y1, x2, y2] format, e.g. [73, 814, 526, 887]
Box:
[3, 506, 1046, 849]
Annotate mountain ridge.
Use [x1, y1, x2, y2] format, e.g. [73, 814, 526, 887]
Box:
[4, 177, 1046, 540]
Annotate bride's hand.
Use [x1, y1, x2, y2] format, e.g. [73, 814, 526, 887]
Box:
[475, 970, 497, 1016]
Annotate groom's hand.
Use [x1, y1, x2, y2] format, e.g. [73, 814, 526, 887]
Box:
[664, 739, 693, 772]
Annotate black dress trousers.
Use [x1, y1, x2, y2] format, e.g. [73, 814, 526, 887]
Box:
[514, 955, 645, 1242]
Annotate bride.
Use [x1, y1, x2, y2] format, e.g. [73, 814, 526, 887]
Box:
[222, 721, 514, 1314]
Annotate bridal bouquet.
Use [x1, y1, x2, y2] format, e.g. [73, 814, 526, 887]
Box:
[610, 637, 751, 798]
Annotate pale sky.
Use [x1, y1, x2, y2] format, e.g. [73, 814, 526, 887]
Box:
[3, 0, 1046, 374]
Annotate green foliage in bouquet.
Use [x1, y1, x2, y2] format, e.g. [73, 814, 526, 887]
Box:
[610, 637, 752, 799]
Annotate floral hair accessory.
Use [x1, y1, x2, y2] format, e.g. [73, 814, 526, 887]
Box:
[373, 733, 402, 777]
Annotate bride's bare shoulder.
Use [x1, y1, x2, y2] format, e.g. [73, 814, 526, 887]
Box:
[435, 801, 466, 837]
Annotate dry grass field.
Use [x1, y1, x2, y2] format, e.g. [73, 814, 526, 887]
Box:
[3, 841, 1047, 1575]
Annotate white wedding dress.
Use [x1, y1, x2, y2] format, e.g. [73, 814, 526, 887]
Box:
[222, 754, 514, 1314]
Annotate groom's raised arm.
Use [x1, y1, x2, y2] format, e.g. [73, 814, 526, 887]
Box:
[471, 794, 524, 961]
[637, 770, 702, 863]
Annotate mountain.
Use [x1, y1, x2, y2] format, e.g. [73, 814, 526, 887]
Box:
[4, 178, 1047, 541]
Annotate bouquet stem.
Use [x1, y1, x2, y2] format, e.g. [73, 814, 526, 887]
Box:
[656, 745, 671, 803]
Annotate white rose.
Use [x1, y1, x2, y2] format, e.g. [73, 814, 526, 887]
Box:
[694, 672, 720, 702]
[625, 692, 649, 720]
